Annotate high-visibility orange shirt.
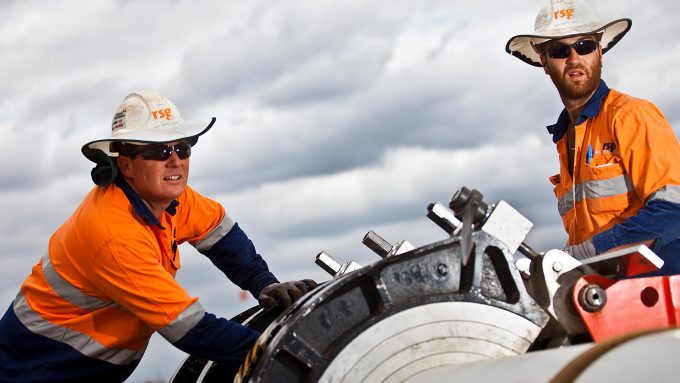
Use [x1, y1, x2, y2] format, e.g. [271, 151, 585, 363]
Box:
[0, 178, 275, 381]
[21, 182, 223, 356]
[548, 81, 680, 250]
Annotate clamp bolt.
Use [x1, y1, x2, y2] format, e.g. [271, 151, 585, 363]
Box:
[578, 283, 607, 312]
[315, 251, 341, 276]
[362, 230, 392, 258]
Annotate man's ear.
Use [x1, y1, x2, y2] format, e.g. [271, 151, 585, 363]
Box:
[598, 46, 603, 64]
[539, 54, 549, 74]
[531, 43, 549, 74]
[116, 156, 133, 177]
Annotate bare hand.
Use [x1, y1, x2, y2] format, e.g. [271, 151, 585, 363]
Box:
[258, 279, 317, 310]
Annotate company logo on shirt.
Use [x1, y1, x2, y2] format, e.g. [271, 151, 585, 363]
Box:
[602, 142, 617, 152]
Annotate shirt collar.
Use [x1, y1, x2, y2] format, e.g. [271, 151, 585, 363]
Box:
[546, 80, 610, 143]
[115, 178, 179, 228]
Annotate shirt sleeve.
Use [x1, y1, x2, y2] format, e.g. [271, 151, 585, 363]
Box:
[613, 99, 680, 202]
[175, 185, 227, 244]
[177, 186, 278, 297]
[173, 312, 260, 365]
[592, 99, 680, 254]
[197, 222, 279, 297]
[592, 199, 680, 252]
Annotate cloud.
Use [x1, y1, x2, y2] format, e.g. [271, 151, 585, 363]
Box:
[173, 1, 408, 105]
[212, 134, 556, 237]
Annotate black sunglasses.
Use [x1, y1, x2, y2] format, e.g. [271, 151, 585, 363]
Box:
[544, 39, 599, 59]
[117, 142, 192, 161]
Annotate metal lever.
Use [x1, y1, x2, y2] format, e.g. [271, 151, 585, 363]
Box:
[431, 188, 538, 263]
[450, 187, 489, 266]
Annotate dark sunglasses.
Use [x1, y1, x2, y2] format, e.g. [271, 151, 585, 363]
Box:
[117, 142, 192, 161]
[545, 40, 599, 59]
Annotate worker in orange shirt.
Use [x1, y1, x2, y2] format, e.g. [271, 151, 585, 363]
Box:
[0, 91, 316, 382]
[506, 0, 680, 273]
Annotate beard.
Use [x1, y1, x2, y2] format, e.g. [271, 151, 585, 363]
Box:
[548, 56, 602, 101]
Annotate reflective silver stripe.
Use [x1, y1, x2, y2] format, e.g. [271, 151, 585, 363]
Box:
[13, 291, 146, 365]
[649, 185, 680, 204]
[557, 174, 634, 216]
[158, 300, 206, 343]
[577, 174, 634, 200]
[191, 214, 236, 252]
[42, 253, 115, 311]
[558, 191, 575, 217]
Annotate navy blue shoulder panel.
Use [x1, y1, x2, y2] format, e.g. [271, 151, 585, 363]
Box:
[200, 223, 278, 297]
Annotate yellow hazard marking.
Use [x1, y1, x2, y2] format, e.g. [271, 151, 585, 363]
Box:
[235, 326, 274, 382]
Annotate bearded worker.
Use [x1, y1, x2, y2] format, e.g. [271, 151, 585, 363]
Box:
[506, 0, 680, 273]
[0, 91, 316, 382]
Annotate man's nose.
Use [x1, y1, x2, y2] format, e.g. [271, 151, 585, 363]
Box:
[565, 46, 581, 64]
[166, 151, 182, 165]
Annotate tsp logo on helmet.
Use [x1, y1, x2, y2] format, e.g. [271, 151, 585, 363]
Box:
[553, 8, 574, 20]
[151, 108, 173, 121]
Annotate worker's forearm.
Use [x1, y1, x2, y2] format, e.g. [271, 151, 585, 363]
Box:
[591, 199, 680, 253]
[172, 312, 259, 364]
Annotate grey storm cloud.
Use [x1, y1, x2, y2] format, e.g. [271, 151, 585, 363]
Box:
[172, 1, 409, 105]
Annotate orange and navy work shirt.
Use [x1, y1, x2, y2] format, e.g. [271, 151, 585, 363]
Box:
[0, 179, 277, 382]
[548, 80, 680, 272]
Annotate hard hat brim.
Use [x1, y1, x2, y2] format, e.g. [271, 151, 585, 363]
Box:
[506, 18, 631, 67]
[81, 117, 216, 161]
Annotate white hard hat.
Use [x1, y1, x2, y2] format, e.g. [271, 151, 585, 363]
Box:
[82, 90, 215, 159]
[506, 0, 631, 67]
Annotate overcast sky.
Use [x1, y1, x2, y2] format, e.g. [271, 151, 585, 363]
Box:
[1, 0, 679, 381]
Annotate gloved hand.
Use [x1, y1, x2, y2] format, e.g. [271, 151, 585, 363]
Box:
[258, 279, 318, 310]
[563, 239, 596, 260]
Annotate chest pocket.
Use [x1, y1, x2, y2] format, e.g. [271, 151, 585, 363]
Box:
[584, 153, 624, 179]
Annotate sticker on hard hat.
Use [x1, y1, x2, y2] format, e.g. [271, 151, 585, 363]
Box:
[112, 110, 126, 132]
[151, 108, 173, 121]
[553, 8, 574, 21]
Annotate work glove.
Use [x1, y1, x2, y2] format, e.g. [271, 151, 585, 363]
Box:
[258, 279, 318, 310]
[563, 240, 596, 260]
